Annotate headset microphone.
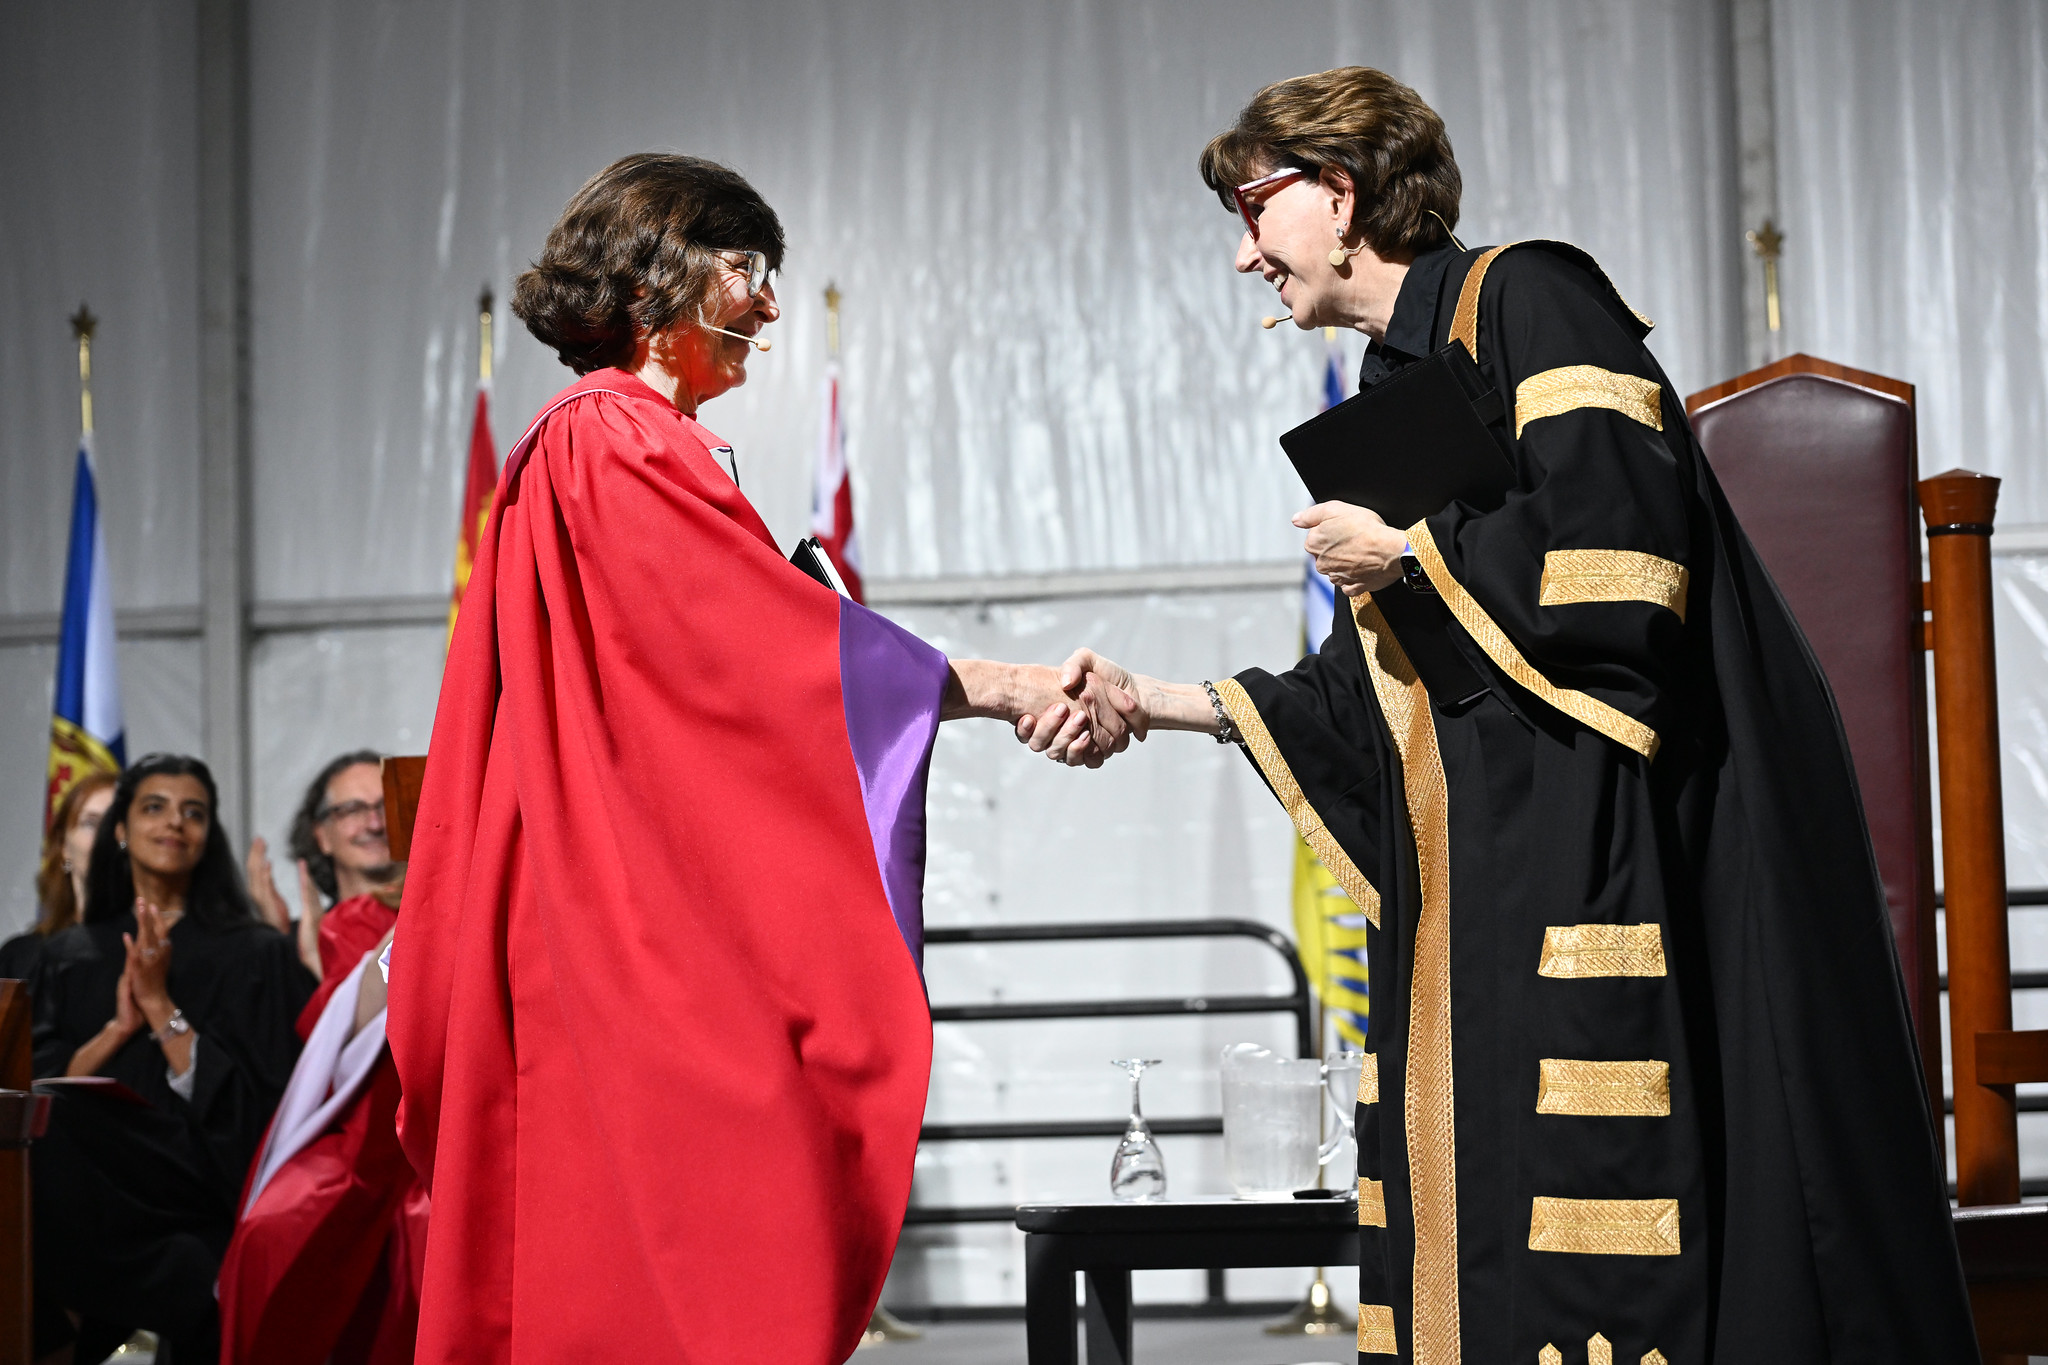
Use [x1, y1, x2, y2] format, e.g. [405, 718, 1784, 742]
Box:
[1261, 315, 1287, 330]
[701, 321, 772, 352]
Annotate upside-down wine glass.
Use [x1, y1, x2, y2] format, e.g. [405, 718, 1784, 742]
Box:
[1109, 1059, 1167, 1202]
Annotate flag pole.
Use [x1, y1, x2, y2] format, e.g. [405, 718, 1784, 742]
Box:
[70, 303, 97, 437]
[478, 286, 494, 384]
[824, 282, 842, 361]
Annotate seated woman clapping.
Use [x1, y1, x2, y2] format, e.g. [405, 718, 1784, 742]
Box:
[31, 754, 315, 1365]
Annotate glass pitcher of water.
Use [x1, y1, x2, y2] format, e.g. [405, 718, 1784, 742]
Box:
[1219, 1042, 1348, 1199]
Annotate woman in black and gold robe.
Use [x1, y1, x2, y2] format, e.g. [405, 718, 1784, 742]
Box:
[1025, 68, 1976, 1364]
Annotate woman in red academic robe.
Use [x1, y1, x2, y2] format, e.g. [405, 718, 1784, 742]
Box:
[384, 154, 1135, 1364]
[217, 886, 425, 1365]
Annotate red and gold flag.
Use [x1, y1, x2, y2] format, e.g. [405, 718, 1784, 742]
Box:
[449, 296, 498, 640]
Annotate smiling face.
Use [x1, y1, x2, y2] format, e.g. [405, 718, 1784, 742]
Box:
[1232, 167, 1355, 329]
[313, 761, 392, 876]
[64, 784, 114, 877]
[650, 254, 782, 414]
[116, 774, 211, 884]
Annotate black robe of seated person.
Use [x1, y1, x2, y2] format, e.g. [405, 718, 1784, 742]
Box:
[31, 912, 313, 1363]
[1214, 240, 1978, 1363]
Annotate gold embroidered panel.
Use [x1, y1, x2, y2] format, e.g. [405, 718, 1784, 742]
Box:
[1587, 1333, 1612, 1365]
[1641, 1351, 1668, 1365]
[1358, 1305, 1399, 1355]
[1354, 597, 1462, 1364]
[1536, 1059, 1671, 1117]
[1359, 1051, 1379, 1104]
[1528, 1197, 1681, 1256]
[1538, 1348, 1562, 1365]
[1359, 1177, 1387, 1226]
[1513, 366, 1664, 440]
[1539, 923, 1667, 978]
[1538, 549, 1689, 622]
[1216, 679, 1381, 929]
[1404, 524, 1660, 760]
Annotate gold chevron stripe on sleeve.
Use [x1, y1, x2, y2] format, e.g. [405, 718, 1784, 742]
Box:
[1539, 549, 1689, 622]
[1359, 1051, 1379, 1104]
[1359, 1177, 1387, 1226]
[1358, 1304, 1399, 1355]
[1540, 1348, 1562, 1365]
[1404, 523, 1661, 759]
[1528, 1197, 1681, 1255]
[1588, 1333, 1613, 1365]
[1513, 365, 1664, 439]
[1216, 678, 1380, 928]
[1536, 1059, 1671, 1116]
[1539, 923, 1667, 978]
[1641, 1352, 1669, 1365]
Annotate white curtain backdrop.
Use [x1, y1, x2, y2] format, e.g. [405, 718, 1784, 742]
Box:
[4, 0, 2045, 1306]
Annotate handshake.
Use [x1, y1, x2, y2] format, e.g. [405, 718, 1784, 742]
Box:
[1013, 648, 1153, 770]
[944, 649, 1220, 770]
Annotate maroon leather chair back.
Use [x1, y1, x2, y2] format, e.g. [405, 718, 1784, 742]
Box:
[1687, 356, 1938, 1091]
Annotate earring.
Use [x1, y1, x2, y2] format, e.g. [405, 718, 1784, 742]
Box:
[61, 858, 72, 874]
[118, 839, 127, 851]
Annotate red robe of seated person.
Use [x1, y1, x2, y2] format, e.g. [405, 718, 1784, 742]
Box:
[218, 892, 428, 1365]
[387, 369, 945, 1363]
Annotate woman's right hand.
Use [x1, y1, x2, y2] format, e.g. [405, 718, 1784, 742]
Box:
[111, 961, 144, 1039]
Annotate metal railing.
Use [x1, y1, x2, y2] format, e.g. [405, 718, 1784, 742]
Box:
[905, 918, 1312, 1227]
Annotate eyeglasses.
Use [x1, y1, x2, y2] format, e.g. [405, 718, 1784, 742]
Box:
[713, 249, 773, 297]
[1232, 166, 1311, 237]
[317, 798, 385, 826]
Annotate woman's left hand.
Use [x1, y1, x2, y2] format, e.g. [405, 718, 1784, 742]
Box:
[1296, 501, 1409, 597]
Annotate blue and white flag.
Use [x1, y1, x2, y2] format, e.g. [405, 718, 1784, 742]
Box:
[47, 435, 124, 825]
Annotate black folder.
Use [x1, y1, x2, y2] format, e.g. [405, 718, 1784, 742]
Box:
[1281, 344, 1516, 707]
[1277, 341, 1514, 527]
[790, 536, 853, 597]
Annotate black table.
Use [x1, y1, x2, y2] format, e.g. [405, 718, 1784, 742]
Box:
[1015, 1197, 1361, 1365]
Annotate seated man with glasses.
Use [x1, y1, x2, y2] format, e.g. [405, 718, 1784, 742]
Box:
[219, 749, 421, 1364]
[246, 749, 401, 980]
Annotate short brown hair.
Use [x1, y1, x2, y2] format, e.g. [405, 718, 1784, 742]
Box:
[513, 153, 786, 375]
[1200, 67, 1461, 256]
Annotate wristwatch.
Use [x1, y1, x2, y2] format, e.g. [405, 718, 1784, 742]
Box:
[1400, 540, 1435, 595]
[150, 1009, 191, 1044]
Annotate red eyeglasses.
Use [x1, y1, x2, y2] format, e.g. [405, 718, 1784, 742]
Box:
[1232, 167, 1310, 236]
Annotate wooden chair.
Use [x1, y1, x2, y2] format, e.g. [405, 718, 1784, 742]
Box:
[1689, 353, 2048, 1357]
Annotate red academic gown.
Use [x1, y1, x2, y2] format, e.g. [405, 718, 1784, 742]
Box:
[217, 894, 428, 1365]
[386, 369, 945, 1363]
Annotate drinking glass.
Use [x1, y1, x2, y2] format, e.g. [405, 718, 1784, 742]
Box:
[1109, 1059, 1167, 1202]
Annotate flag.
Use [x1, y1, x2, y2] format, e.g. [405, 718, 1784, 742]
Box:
[1292, 330, 1366, 1047]
[448, 384, 497, 640]
[811, 362, 864, 602]
[47, 436, 124, 826]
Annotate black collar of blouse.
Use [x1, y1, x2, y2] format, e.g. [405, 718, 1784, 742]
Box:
[1356, 241, 1461, 390]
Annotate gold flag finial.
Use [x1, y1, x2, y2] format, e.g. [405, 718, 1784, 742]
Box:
[1746, 220, 1784, 333]
[477, 286, 494, 384]
[824, 282, 842, 359]
[70, 303, 97, 435]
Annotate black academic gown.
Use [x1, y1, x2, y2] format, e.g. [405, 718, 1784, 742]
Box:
[1218, 241, 1978, 1364]
[31, 913, 314, 1364]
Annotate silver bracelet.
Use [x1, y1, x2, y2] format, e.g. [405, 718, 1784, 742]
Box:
[150, 1008, 191, 1044]
[1201, 681, 1242, 746]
